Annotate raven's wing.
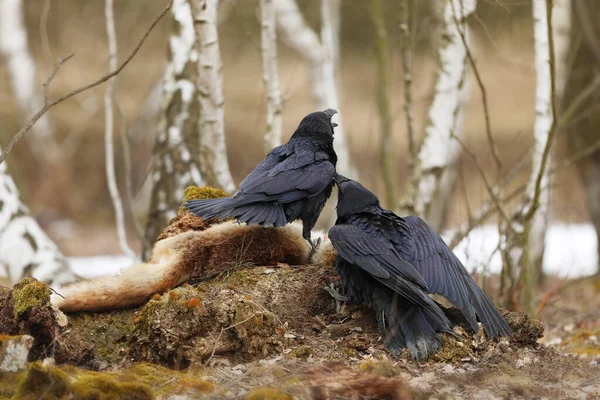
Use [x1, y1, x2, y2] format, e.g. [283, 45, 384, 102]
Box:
[387, 214, 511, 338]
[233, 146, 334, 204]
[329, 224, 453, 328]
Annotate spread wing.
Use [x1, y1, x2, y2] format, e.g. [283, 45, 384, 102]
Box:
[329, 224, 449, 327]
[234, 146, 335, 204]
[387, 214, 511, 338]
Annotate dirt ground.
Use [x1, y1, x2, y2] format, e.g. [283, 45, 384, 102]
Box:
[1, 210, 599, 399]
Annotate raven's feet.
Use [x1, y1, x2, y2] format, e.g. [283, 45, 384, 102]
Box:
[307, 237, 322, 259]
[324, 283, 348, 313]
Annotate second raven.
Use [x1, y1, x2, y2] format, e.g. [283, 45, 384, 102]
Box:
[185, 109, 338, 250]
[328, 174, 512, 360]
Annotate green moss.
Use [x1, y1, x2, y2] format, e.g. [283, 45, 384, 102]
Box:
[290, 346, 312, 360]
[12, 279, 51, 319]
[178, 186, 229, 214]
[431, 334, 473, 363]
[247, 387, 293, 400]
[12, 362, 155, 400]
[358, 359, 400, 377]
[121, 363, 214, 396]
[13, 362, 70, 400]
[65, 310, 138, 365]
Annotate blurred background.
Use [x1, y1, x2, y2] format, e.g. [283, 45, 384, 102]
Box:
[0, 0, 591, 259]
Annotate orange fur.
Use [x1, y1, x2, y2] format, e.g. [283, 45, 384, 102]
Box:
[52, 222, 323, 313]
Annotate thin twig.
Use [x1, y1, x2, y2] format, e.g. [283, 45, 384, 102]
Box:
[0, 1, 172, 165]
[451, 0, 502, 176]
[104, 0, 136, 259]
[206, 312, 262, 364]
[451, 133, 513, 230]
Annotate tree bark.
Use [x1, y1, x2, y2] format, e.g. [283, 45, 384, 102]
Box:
[260, 0, 283, 153]
[401, 0, 475, 232]
[370, 0, 397, 210]
[0, 152, 76, 287]
[500, 0, 564, 314]
[529, 0, 571, 283]
[144, 0, 234, 259]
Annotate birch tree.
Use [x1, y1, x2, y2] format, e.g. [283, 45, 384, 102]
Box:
[528, 0, 571, 282]
[144, 0, 235, 258]
[273, 0, 356, 178]
[400, 0, 476, 232]
[260, 0, 283, 152]
[0, 0, 59, 160]
[500, 0, 563, 313]
[0, 152, 76, 287]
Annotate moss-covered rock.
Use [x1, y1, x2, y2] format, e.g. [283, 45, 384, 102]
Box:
[502, 310, 544, 347]
[0, 279, 59, 361]
[12, 279, 52, 319]
[157, 186, 229, 241]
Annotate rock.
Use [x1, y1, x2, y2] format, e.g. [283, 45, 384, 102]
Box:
[0, 335, 33, 372]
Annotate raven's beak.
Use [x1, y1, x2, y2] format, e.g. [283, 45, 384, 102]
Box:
[333, 173, 346, 186]
[332, 122, 339, 128]
[323, 108, 338, 118]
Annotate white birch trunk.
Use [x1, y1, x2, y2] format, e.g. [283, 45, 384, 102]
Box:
[528, 0, 571, 275]
[260, 0, 283, 152]
[104, 0, 136, 260]
[193, 0, 235, 193]
[274, 0, 324, 107]
[0, 0, 59, 159]
[0, 153, 76, 286]
[320, 0, 355, 178]
[412, 0, 476, 231]
[274, 0, 355, 178]
[144, 0, 234, 258]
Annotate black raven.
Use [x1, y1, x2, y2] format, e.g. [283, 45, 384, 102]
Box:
[185, 109, 338, 250]
[328, 174, 512, 360]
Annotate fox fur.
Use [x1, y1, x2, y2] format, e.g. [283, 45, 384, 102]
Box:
[52, 221, 335, 313]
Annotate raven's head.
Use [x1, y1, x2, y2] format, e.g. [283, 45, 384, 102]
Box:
[292, 108, 338, 141]
[334, 173, 380, 217]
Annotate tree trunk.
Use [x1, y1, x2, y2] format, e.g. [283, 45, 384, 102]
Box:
[530, 0, 571, 284]
[500, 0, 564, 314]
[401, 0, 475, 232]
[563, 0, 600, 276]
[144, 0, 234, 259]
[260, 0, 283, 153]
[273, 0, 356, 179]
[370, 0, 397, 210]
[0, 152, 76, 287]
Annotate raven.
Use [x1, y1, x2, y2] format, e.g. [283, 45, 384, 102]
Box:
[328, 174, 512, 360]
[185, 109, 338, 250]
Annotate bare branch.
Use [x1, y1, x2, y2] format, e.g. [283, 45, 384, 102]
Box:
[0, 1, 172, 165]
[451, 133, 513, 229]
[450, 0, 502, 175]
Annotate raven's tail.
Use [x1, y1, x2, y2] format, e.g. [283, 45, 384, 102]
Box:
[185, 197, 232, 220]
[185, 198, 288, 227]
[465, 280, 512, 339]
[372, 290, 453, 360]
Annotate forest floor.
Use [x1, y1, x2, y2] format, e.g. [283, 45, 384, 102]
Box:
[0, 210, 598, 399]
